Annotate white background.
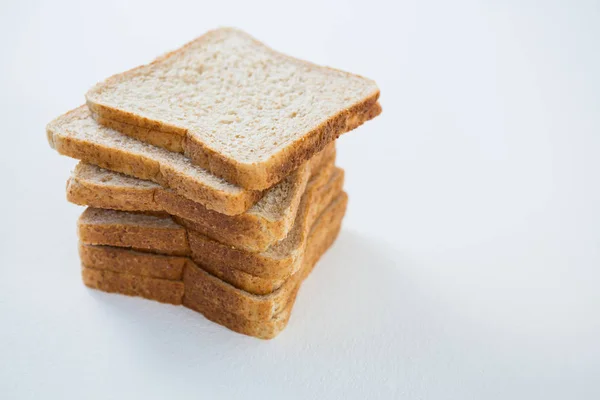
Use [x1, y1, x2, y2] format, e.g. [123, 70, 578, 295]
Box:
[1, 0, 599, 398]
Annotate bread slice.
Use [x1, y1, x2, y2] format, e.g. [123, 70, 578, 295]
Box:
[67, 144, 335, 252]
[47, 106, 260, 215]
[78, 167, 344, 291]
[80, 191, 347, 322]
[86, 27, 381, 190]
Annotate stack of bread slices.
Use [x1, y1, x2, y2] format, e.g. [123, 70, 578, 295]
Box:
[47, 28, 381, 339]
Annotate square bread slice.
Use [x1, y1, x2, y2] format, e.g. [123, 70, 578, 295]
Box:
[86, 27, 381, 190]
[67, 144, 335, 252]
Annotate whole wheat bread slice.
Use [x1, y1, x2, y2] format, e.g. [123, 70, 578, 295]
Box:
[68, 144, 335, 252]
[86, 27, 381, 190]
[80, 191, 346, 322]
[78, 167, 344, 290]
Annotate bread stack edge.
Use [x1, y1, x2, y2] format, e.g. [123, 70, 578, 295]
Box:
[47, 28, 381, 339]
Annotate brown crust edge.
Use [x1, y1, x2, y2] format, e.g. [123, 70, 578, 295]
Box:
[89, 97, 379, 190]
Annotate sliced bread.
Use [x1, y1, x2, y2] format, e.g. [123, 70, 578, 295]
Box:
[68, 144, 335, 252]
[86, 27, 381, 189]
[80, 191, 346, 322]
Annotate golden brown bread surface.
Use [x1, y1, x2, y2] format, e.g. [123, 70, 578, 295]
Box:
[86, 28, 381, 190]
[68, 144, 335, 252]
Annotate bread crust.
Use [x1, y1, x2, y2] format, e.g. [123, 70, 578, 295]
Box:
[86, 28, 381, 190]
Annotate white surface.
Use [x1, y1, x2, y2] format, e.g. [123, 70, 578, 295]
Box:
[1, 0, 599, 398]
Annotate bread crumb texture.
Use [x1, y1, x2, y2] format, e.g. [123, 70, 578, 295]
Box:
[87, 28, 379, 164]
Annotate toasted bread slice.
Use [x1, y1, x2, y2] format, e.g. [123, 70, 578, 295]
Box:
[68, 144, 335, 252]
[86, 27, 381, 189]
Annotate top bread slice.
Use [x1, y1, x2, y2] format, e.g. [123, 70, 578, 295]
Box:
[86, 27, 381, 190]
